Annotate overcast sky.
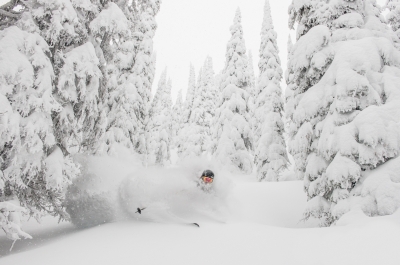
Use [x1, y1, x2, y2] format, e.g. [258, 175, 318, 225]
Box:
[153, 0, 387, 103]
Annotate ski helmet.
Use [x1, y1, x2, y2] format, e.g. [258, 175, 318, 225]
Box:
[201, 170, 214, 179]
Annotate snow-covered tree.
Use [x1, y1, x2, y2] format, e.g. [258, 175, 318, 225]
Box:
[177, 65, 196, 157]
[287, 34, 294, 60]
[179, 57, 218, 158]
[178, 67, 206, 158]
[0, 26, 78, 220]
[171, 90, 183, 147]
[247, 50, 257, 99]
[129, 0, 161, 156]
[0, 0, 162, 224]
[182, 64, 196, 123]
[13, 0, 109, 156]
[195, 67, 204, 106]
[286, 1, 332, 180]
[0, 0, 29, 30]
[95, 0, 161, 156]
[92, 0, 160, 156]
[287, 0, 400, 225]
[90, 2, 135, 155]
[202, 57, 219, 131]
[386, 0, 400, 38]
[213, 9, 253, 173]
[55, 42, 103, 154]
[247, 50, 256, 139]
[254, 0, 288, 182]
[214, 71, 224, 93]
[147, 70, 172, 166]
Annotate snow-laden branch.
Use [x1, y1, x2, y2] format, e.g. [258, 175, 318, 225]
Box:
[0, 8, 21, 18]
[0, 202, 32, 241]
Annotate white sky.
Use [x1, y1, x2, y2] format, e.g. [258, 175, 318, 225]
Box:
[153, 0, 387, 103]
[153, 0, 293, 102]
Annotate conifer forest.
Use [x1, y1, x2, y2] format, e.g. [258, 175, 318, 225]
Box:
[0, 0, 400, 264]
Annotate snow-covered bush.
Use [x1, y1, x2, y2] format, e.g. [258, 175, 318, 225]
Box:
[254, 0, 288, 181]
[213, 9, 253, 174]
[287, 0, 400, 225]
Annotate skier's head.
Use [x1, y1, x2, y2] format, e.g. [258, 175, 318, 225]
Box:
[200, 170, 214, 184]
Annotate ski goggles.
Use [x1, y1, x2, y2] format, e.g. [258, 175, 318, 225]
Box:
[201, 176, 214, 184]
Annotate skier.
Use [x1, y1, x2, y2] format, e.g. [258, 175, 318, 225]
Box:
[133, 169, 215, 228]
[197, 169, 215, 192]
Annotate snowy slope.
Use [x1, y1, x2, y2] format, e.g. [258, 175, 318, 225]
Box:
[1, 179, 400, 265]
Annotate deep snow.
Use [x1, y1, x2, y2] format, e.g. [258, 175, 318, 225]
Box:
[1, 175, 400, 265]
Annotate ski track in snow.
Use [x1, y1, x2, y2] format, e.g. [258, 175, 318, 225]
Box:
[0, 179, 400, 265]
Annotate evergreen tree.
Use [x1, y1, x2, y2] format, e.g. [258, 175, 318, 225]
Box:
[202, 57, 219, 134]
[254, 0, 288, 181]
[14, 0, 107, 156]
[171, 90, 183, 147]
[147, 70, 172, 166]
[179, 57, 218, 158]
[287, 0, 400, 225]
[182, 64, 196, 123]
[247, 50, 256, 140]
[0, 0, 28, 30]
[177, 65, 196, 157]
[0, 26, 79, 220]
[94, 0, 161, 156]
[130, 0, 161, 156]
[90, 2, 135, 155]
[213, 9, 253, 173]
[247, 50, 257, 99]
[0, 0, 162, 227]
[286, 0, 331, 180]
[214, 72, 224, 93]
[386, 0, 400, 38]
[287, 34, 293, 61]
[56, 42, 104, 154]
[179, 67, 207, 158]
